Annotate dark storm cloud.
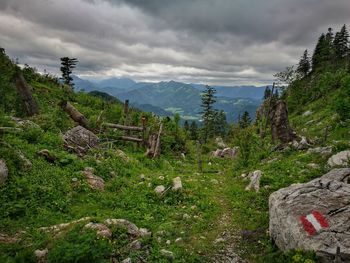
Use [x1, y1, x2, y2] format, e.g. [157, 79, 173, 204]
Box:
[1, 0, 350, 85]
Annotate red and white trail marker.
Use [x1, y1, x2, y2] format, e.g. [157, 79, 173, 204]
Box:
[300, 211, 329, 236]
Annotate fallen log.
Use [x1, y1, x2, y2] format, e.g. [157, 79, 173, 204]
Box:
[121, 136, 143, 143]
[14, 72, 39, 116]
[103, 123, 144, 132]
[60, 101, 89, 129]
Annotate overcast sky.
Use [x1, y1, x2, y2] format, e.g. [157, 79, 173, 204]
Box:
[1, 0, 350, 85]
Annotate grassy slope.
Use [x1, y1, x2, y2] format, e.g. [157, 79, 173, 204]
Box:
[1, 59, 350, 262]
[0, 74, 243, 262]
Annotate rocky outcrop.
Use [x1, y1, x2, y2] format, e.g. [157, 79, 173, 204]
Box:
[327, 150, 350, 167]
[0, 159, 9, 184]
[269, 168, 350, 262]
[62, 126, 99, 155]
[269, 100, 296, 144]
[211, 147, 238, 159]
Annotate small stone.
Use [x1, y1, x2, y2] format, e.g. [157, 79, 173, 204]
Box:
[154, 185, 165, 194]
[147, 183, 152, 188]
[182, 213, 190, 220]
[157, 230, 165, 236]
[307, 163, 320, 169]
[245, 170, 262, 192]
[71, 177, 78, 182]
[35, 248, 48, 263]
[110, 171, 118, 177]
[121, 258, 132, 263]
[210, 179, 219, 184]
[302, 110, 312, 117]
[140, 174, 146, 181]
[160, 249, 174, 260]
[175, 237, 183, 243]
[166, 239, 171, 245]
[307, 146, 332, 155]
[172, 177, 182, 191]
[191, 205, 197, 210]
[116, 149, 130, 162]
[83, 167, 105, 190]
[129, 240, 142, 250]
[214, 237, 225, 244]
[159, 176, 165, 180]
[37, 149, 57, 162]
[139, 228, 151, 237]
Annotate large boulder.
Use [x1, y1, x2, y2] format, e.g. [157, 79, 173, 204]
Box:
[0, 159, 9, 184]
[327, 150, 350, 167]
[62, 126, 99, 155]
[269, 168, 350, 262]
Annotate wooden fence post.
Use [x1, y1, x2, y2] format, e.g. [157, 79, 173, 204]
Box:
[197, 141, 202, 173]
[124, 100, 130, 135]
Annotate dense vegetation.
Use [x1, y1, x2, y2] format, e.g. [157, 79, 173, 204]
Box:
[0, 24, 350, 263]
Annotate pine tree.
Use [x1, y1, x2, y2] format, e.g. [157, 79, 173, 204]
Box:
[333, 24, 349, 60]
[190, 121, 198, 140]
[312, 34, 329, 70]
[263, 86, 272, 100]
[60, 57, 78, 88]
[200, 85, 217, 141]
[213, 110, 227, 137]
[239, 111, 251, 129]
[183, 120, 189, 132]
[297, 50, 311, 77]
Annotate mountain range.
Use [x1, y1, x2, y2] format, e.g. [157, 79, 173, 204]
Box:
[73, 75, 266, 122]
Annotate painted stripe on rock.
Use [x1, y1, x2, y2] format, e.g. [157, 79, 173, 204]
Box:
[300, 211, 329, 236]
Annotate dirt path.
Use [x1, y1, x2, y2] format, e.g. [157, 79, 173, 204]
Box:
[208, 168, 247, 263]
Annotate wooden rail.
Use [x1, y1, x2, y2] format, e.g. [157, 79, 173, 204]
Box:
[103, 123, 144, 132]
